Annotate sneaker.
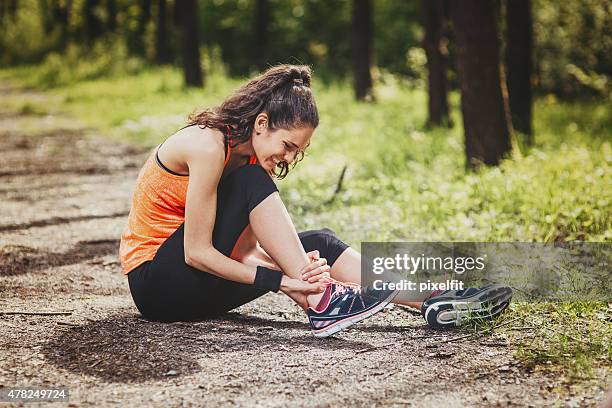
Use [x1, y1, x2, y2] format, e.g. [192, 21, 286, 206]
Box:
[421, 284, 513, 329]
[307, 281, 399, 338]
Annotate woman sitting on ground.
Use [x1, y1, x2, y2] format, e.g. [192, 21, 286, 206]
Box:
[119, 64, 512, 337]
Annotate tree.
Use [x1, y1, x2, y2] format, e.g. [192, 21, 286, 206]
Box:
[38, 0, 52, 34]
[251, 0, 269, 71]
[107, 0, 117, 32]
[83, 0, 103, 42]
[133, 0, 151, 55]
[154, 0, 173, 64]
[179, 0, 203, 87]
[450, 0, 512, 168]
[172, 0, 181, 26]
[505, 0, 533, 143]
[352, 0, 373, 100]
[8, 0, 18, 20]
[422, 0, 450, 127]
[53, 0, 71, 47]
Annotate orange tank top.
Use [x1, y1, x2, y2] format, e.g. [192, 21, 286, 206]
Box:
[119, 133, 256, 274]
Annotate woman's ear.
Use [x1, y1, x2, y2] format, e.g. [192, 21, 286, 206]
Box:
[255, 113, 268, 134]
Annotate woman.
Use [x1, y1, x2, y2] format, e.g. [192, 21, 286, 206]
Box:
[119, 64, 512, 337]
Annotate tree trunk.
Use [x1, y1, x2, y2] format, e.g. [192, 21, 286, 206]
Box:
[422, 0, 450, 127]
[450, 0, 512, 168]
[351, 0, 373, 101]
[107, 0, 116, 31]
[132, 0, 151, 55]
[83, 0, 103, 42]
[38, 0, 52, 33]
[505, 0, 533, 143]
[180, 0, 203, 87]
[8, 0, 18, 19]
[155, 0, 173, 64]
[173, 0, 181, 26]
[252, 0, 269, 71]
[52, 0, 70, 47]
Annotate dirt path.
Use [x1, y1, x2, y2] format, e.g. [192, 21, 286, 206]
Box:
[0, 82, 608, 407]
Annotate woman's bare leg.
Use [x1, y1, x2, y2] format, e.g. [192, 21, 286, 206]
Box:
[330, 247, 426, 310]
[248, 192, 429, 309]
[249, 193, 324, 307]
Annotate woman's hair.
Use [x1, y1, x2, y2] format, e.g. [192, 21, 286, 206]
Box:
[187, 64, 319, 179]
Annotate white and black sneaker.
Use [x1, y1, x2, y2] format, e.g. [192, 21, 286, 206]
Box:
[421, 284, 513, 329]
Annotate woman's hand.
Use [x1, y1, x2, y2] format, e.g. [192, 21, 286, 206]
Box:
[280, 276, 327, 310]
[301, 250, 332, 283]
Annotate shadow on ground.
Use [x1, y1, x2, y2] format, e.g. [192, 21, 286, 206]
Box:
[0, 239, 119, 276]
[43, 313, 375, 383]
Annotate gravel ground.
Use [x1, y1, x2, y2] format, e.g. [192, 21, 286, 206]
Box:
[0, 83, 610, 407]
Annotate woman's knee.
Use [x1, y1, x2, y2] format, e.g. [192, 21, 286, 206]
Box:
[298, 228, 350, 266]
[302, 227, 341, 242]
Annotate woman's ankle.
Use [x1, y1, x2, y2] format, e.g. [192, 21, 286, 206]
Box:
[401, 301, 423, 310]
[307, 292, 325, 310]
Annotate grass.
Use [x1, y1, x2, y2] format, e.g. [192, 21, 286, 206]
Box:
[0, 63, 610, 382]
[462, 302, 611, 382]
[512, 302, 611, 381]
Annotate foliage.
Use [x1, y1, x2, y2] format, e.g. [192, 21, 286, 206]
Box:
[2, 0, 611, 99]
[200, 0, 353, 81]
[282, 87, 610, 245]
[374, 0, 423, 79]
[533, 0, 612, 98]
[32, 40, 145, 88]
[181, 0, 422, 82]
[0, 1, 60, 65]
[1, 65, 607, 245]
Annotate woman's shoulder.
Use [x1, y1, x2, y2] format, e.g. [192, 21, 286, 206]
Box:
[164, 125, 226, 163]
[177, 125, 225, 150]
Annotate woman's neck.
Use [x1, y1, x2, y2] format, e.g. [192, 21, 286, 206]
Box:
[231, 139, 255, 158]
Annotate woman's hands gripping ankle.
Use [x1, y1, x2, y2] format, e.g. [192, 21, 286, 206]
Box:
[280, 250, 331, 311]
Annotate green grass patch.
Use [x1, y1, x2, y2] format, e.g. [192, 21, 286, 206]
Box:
[18, 101, 48, 116]
[458, 301, 610, 382]
[511, 302, 611, 381]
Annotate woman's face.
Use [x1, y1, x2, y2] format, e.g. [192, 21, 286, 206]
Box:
[251, 113, 314, 175]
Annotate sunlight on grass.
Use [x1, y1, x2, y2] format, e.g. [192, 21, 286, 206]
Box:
[1, 65, 608, 244]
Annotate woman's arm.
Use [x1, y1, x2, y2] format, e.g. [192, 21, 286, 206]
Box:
[240, 243, 329, 284]
[181, 130, 260, 284]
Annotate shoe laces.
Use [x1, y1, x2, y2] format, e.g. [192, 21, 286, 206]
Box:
[327, 279, 362, 297]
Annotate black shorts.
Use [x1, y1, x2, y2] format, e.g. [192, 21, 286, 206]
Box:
[127, 164, 349, 322]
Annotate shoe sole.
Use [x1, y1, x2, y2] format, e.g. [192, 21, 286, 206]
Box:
[311, 289, 399, 338]
[424, 285, 513, 328]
